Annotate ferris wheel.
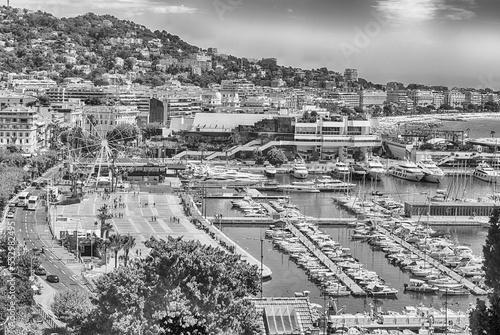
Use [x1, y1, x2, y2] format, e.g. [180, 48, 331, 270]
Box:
[61, 112, 141, 189]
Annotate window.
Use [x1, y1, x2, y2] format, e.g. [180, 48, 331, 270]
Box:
[25, 132, 29, 137]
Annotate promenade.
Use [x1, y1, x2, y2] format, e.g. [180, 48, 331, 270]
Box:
[52, 177, 271, 279]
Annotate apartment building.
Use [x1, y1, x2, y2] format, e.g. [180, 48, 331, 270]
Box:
[408, 90, 434, 107]
[0, 106, 46, 153]
[221, 80, 258, 98]
[344, 68, 358, 82]
[359, 90, 387, 107]
[444, 90, 466, 108]
[329, 91, 360, 108]
[465, 91, 482, 105]
[82, 105, 139, 137]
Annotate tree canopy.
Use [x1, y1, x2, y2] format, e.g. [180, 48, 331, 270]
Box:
[469, 208, 500, 335]
[79, 236, 261, 335]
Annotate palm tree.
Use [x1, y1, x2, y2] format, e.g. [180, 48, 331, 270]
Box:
[101, 222, 114, 239]
[96, 204, 113, 238]
[199, 143, 208, 163]
[108, 234, 125, 268]
[122, 234, 136, 267]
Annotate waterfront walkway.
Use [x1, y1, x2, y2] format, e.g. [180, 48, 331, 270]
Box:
[377, 226, 488, 295]
[286, 222, 366, 297]
[53, 178, 271, 279]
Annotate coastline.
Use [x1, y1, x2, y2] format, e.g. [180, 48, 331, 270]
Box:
[378, 112, 500, 126]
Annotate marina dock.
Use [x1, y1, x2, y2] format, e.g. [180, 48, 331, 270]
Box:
[286, 222, 367, 297]
[377, 226, 488, 295]
[209, 216, 357, 226]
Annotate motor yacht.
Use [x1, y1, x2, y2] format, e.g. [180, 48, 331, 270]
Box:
[291, 160, 309, 179]
[277, 183, 320, 193]
[387, 161, 425, 182]
[362, 157, 386, 181]
[403, 279, 438, 294]
[314, 176, 356, 192]
[331, 161, 350, 179]
[473, 161, 500, 183]
[264, 164, 277, 177]
[416, 157, 445, 183]
[350, 163, 368, 180]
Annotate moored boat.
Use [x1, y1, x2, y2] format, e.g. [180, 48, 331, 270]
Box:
[473, 161, 500, 183]
[362, 157, 386, 181]
[264, 164, 277, 177]
[403, 279, 439, 293]
[417, 157, 445, 183]
[292, 160, 309, 179]
[387, 161, 425, 182]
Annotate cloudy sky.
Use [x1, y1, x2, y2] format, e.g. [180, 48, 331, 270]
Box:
[15, 0, 500, 89]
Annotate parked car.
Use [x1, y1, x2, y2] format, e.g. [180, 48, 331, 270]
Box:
[6, 212, 15, 219]
[35, 267, 46, 276]
[46, 274, 59, 283]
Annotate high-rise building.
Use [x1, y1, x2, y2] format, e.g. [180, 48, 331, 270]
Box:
[344, 69, 358, 82]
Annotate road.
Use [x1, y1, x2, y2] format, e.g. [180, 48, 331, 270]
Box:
[14, 185, 86, 292]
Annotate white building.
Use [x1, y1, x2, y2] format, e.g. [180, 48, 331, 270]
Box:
[359, 90, 387, 107]
[0, 106, 46, 153]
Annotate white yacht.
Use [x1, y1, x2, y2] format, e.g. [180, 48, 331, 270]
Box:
[416, 157, 445, 183]
[387, 161, 425, 182]
[291, 160, 309, 179]
[315, 176, 356, 192]
[362, 158, 386, 181]
[263, 164, 277, 177]
[277, 183, 320, 193]
[331, 161, 350, 179]
[473, 161, 500, 183]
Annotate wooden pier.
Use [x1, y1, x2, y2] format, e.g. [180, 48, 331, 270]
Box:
[377, 226, 488, 295]
[286, 222, 367, 297]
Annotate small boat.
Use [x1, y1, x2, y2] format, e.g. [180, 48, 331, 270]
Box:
[387, 161, 425, 182]
[439, 288, 470, 296]
[473, 161, 500, 183]
[366, 283, 398, 297]
[404, 279, 439, 293]
[264, 164, 277, 177]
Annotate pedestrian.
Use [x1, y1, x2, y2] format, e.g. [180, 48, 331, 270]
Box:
[153, 202, 155, 207]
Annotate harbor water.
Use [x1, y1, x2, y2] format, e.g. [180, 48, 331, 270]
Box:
[204, 118, 500, 313]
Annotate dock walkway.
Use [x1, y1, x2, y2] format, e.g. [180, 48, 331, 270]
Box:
[210, 216, 357, 226]
[377, 226, 487, 295]
[286, 222, 366, 297]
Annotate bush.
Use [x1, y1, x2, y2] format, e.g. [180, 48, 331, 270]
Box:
[58, 198, 81, 206]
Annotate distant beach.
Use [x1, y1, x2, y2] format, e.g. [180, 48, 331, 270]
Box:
[374, 112, 500, 136]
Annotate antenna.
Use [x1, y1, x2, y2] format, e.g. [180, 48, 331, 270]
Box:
[7, 0, 9, 7]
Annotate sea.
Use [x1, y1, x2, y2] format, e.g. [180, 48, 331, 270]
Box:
[206, 118, 500, 314]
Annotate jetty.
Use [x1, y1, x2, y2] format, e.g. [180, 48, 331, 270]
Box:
[377, 226, 488, 295]
[286, 222, 367, 297]
[210, 216, 357, 226]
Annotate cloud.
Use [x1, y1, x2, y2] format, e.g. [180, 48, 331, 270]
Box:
[151, 5, 200, 14]
[16, 0, 201, 17]
[374, 0, 476, 25]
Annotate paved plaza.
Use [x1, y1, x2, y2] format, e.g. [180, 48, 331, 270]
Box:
[53, 189, 220, 256]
